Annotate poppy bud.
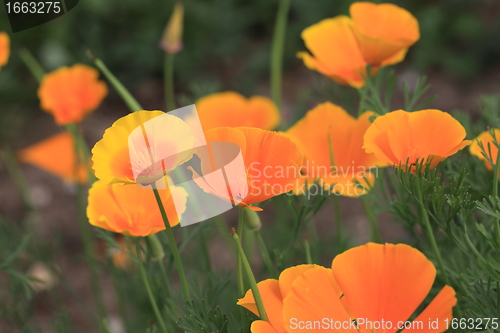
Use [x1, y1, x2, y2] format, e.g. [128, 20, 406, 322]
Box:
[146, 234, 165, 261]
[242, 206, 261, 231]
[160, 2, 184, 54]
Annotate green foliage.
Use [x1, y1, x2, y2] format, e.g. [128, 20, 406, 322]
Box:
[177, 299, 229, 333]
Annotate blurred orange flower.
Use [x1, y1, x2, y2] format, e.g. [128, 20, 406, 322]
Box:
[18, 132, 87, 183]
[363, 109, 471, 170]
[285, 102, 387, 197]
[298, 2, 419, 87]
[38, 64, 107, 125]
[469, 129, 500, 171]
[0, 32, 10, 69]
[239, 243, 456, 333]
[195, 92, 280, 132]
[87, 178, 188, 236]
[92, 110, 195, 185]
[189, 127, 303, 211]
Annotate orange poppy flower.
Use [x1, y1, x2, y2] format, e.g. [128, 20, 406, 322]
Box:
[239, 243, 456, 333]
[0, 32, 10, 69]
[285, 102, 387, 197]
[189, 127, 303, 211]
[297, 2, 419, 87]
[195, 92, 280, 132]
[363, 109, 471, 170]
[469, 129, 500, 171]
[38, 64, 108, 125]
[18, 132, 87, 183]
[92, 110, 195, 185]
[87, 179, 188, 236]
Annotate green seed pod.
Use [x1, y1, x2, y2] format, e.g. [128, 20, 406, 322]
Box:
[242, 206, 262, 231]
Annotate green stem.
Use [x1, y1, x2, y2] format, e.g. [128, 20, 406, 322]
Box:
[237, 209, 249, 328]
[270, 0, 291, 112]
[255, 230, 278, 278]
[417, 187, 451, 286]
[233, 231, 268, 322]
[333, 195, 344, 252]
[164, 53, 176, 111]
[88, 52, 143, 112]
[65, 124, 96, 183]
[304, 237, 312, 265]
[199, 224, 212, 271]
[18, 48, 45, 83]
[361, 197, 382, 243]
[134, 240, 168, 333]
[151, 187, 191, 300]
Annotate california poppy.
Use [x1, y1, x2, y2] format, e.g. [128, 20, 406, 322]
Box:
[239, 243, 456, 333]
[18, 132, 87, 183]
[0, 32, 10, 69]
[87, 178, 188, 236]
[92, 110, 195, 186]
[297, 2, 419, 87]
[38, 64, 108, 125]
[285, 102, 387, 197]
[469, 129, 500, 171]
[189, 127, 303, 211]
[363, 109, 471, 170]
[195, 92, 280, 132]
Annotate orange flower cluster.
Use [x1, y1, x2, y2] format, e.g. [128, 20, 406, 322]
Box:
[298, 2, 419, 87]
[0, 32, 10, 69]
[239, 243, 456, 333]
[38, 64, 108, 125]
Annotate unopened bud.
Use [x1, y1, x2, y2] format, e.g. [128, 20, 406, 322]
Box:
[242, 206, 262, 231]
[160, 2, 184, 54]
[145, 234, 165, 261]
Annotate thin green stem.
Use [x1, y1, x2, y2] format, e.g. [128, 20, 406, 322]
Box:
[233, 231, 268, 322]
[237, 209, 249, 328]
[361, 197, 382, 243]
[164, 53, 176, 111]
[199, 224, 212, 271]
[88, 52, 143, 112]
[417, 187, 451, 285]
[270, 0, 291, 112]
[134, 241, 168, 333]
[333, 195, 344, 252]
[255, 230, 278, 278]
[304, 237, 312, 265]
[151, 187, 191, 300]
[18, 48, 45, 83]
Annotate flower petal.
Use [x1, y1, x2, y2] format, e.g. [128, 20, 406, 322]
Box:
[0, 32, 10, 68]
[332, 243, 436, 333]
[196, 92, 280, 131]
[469, 129, 500, 170]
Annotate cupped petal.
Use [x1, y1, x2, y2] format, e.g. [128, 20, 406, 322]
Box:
[237, 279, 287, 333]
[87, 179, 187, 236]
[18, 132, 87, 183]
[251, 321, 279, 333]
[0, 32, 10, 68]
[282, 266, 355, 332]
[38, 64, 108, 125]
[196, 92, 280, 131]
[350, 2, 419, 66]
[278, 264, 318, 298]
[332, 243, 437, 333]
[469, 129, 500, 170]
[299, 16, 367, 87]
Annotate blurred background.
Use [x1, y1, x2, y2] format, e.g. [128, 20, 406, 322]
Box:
[1, 0, 500, 331]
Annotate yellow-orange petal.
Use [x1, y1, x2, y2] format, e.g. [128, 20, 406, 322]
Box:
[203, 127, 303, 205]
[86, 179, 187, 236]
[18, 132, 87, 183]
[402, 285, 456, 332]
[364, 110, 471, 168]
[282, 266, 354, 332]
[0, 32, 10, 68]
[250, 321, 279, 333]
[332, 243, 437, 332]
[196, 92, 280, 132]
[469, 129, 500, 170]
[237, 279, 286, 332]
[38, 64, 108, 125]
[278, 264, 319, 298]
[299, 16, 367, 88]
[350, 2, 419, 66]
